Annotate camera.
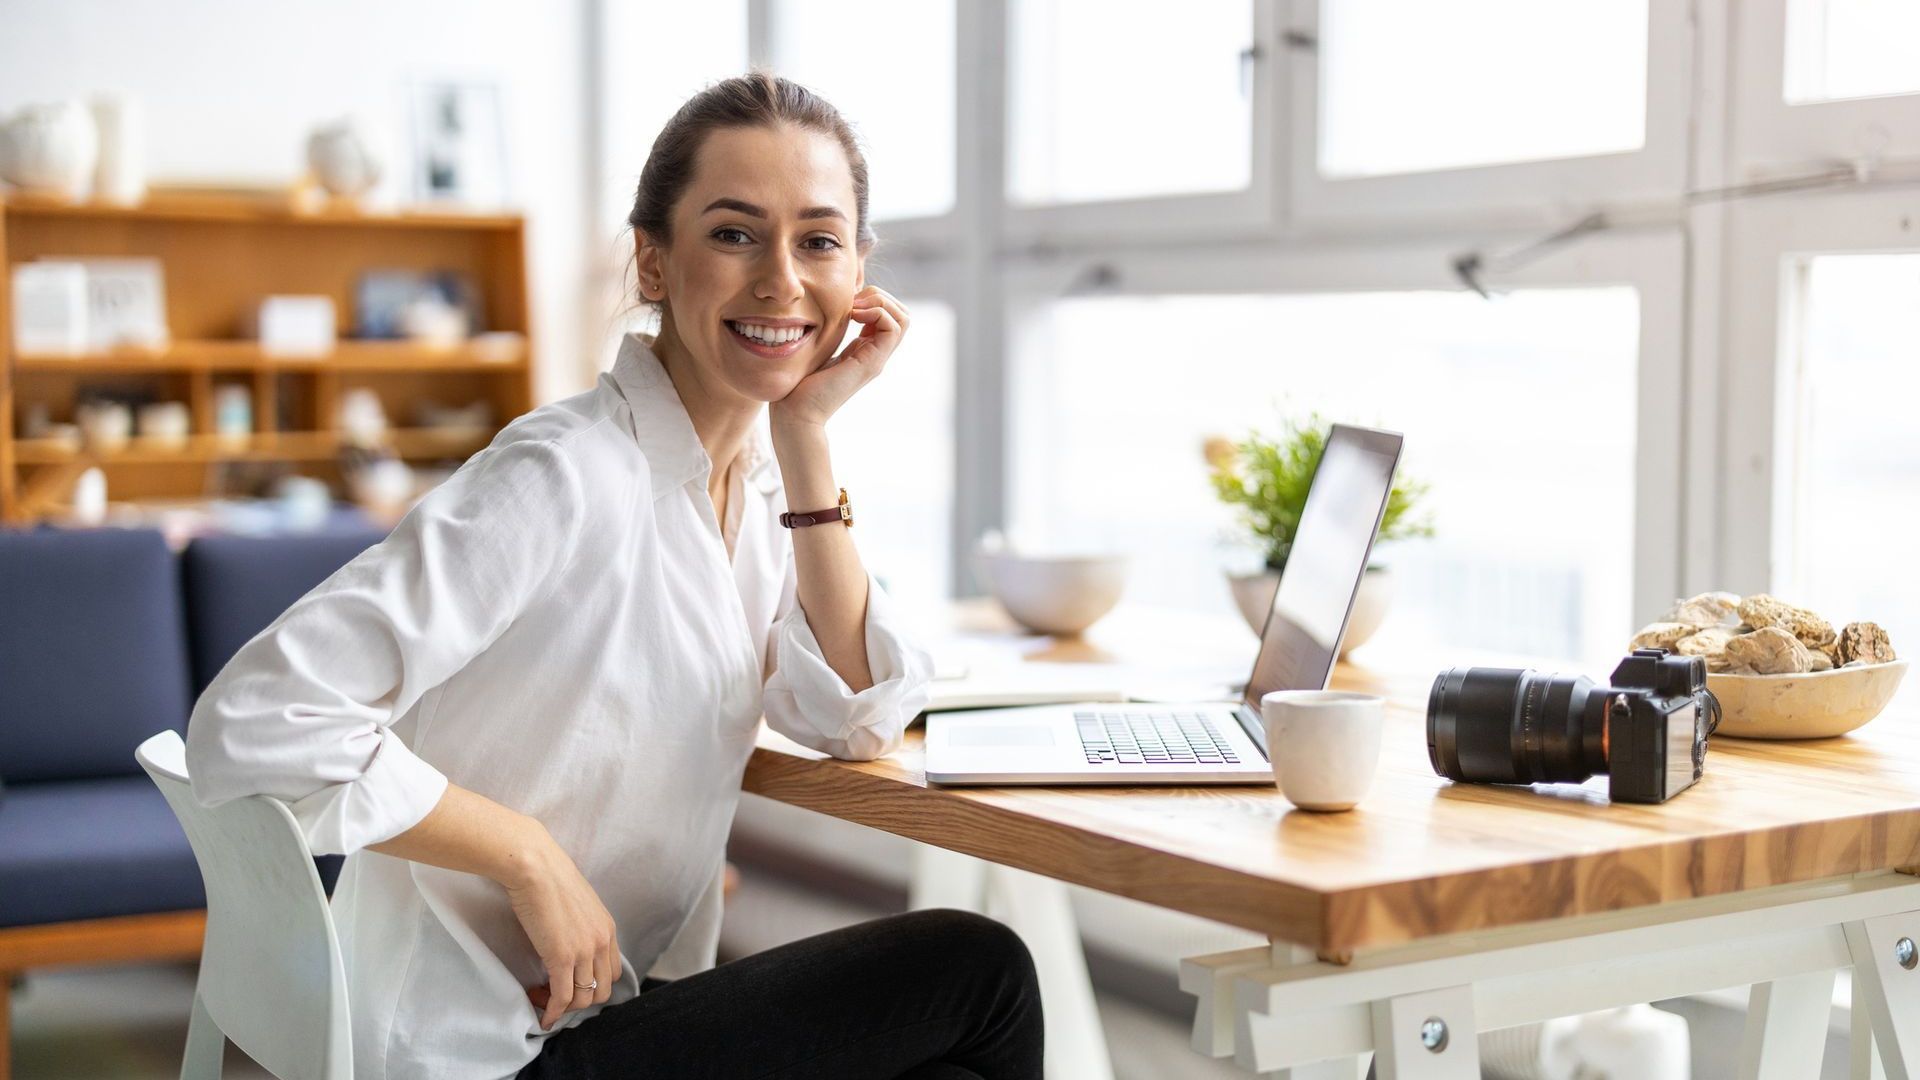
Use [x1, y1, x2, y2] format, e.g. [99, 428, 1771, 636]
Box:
[1426, 648, 1722, 804]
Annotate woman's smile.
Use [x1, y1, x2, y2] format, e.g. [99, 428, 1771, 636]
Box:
[724, 316, 817, 360]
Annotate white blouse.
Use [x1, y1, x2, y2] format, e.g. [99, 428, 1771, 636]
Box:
[185, 333, 934, 1080]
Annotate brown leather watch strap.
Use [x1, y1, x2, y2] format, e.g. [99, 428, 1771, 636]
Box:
[780, 487, 853, 528]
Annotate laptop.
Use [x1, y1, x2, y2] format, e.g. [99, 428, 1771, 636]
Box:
[925, 423, 1404, 785]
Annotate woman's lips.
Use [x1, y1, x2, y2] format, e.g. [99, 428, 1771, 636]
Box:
[725, 321, 815, 359]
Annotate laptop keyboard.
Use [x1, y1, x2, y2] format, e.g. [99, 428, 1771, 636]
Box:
[1073, 710, 1240, 766]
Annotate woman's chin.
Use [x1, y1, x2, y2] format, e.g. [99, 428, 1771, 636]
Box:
[720, 364, 806, 405]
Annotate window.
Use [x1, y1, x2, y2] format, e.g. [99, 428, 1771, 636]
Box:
[1007, 0, 1254, 205]
[1788, 254, 1920, 705]
[1784, 0, 1920, 104]
[829, 299, 957, 610]
[1008, 288, 1641, 669]
[768, 0, 957, 222]
[1317, 0, 1648, 178]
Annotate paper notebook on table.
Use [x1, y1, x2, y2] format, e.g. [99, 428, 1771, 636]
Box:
[924, 662, 1129, 712]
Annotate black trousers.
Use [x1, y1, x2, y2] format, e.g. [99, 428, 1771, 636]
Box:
[515, 909, 1045, 1080]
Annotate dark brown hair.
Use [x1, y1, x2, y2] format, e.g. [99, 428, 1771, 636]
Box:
[627, 70, 875, 253]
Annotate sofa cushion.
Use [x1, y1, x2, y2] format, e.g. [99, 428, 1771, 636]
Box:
[0, 776, 206, 927]
[0, 527, 192, 782]
[181, 529, 387, 696]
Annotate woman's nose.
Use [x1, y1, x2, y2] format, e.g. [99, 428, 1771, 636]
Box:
[753, 247, 805, 302]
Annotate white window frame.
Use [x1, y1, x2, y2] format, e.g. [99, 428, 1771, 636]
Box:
[1731, 0, 1920, 174]
[998, 229, 1688, 629]
[997, 0, 1287, 246]
[1716, 187, 1920, 595]
[1284, 0, 1695, 228]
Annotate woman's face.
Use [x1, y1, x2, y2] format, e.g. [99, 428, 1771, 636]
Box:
[640, 123, 864, 405]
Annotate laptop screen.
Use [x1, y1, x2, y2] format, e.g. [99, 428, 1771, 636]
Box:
[1241, 424, 1404, 713]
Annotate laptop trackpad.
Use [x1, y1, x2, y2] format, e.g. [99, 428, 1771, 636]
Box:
[950, 726, 1055, 747]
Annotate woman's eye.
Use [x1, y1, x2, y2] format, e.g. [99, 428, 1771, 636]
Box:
[712, 227, 751, 245]
[803, 235, 843, 251]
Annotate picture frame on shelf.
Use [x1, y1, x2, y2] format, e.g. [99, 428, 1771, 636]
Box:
[404, 80, 508, 209]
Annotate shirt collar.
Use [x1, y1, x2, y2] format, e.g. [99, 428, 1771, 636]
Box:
[608, 332, 780, 500]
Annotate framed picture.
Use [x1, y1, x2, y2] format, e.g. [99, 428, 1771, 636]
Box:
[405, 80, 509, 208]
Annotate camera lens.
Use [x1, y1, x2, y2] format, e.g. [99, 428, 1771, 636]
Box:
[1427, 667, 1611, 786]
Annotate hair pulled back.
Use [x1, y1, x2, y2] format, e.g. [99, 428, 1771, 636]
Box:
[627, 70, 874, 252]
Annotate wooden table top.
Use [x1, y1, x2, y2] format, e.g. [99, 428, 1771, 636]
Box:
[742, 602, 1920, 955]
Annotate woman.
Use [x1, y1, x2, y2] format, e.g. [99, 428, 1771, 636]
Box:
[186, 73, 1043, 1080]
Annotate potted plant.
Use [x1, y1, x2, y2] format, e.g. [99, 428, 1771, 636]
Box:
[1204, 414, 1433, 654]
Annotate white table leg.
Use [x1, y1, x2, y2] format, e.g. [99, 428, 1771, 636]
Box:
[907, 842, 988, 910]
[1369, 984, 1478, 1079]
[1852, 967, 1889, 1080]
[986, 864, 1115, 1080]
[906, 844, 1114, 1080]
[1738, 971, 1835, 1079]
[1845, 912, 1920, 1079]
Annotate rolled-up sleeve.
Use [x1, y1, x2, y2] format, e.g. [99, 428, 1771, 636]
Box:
[761, 558, 933, 762]
[184, 439, 586, 856]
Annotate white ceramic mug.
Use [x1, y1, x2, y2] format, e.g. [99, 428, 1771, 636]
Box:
[1261, 690, 1386, 811]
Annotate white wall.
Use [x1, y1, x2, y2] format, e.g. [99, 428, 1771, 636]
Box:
[0, 0, 594, 404]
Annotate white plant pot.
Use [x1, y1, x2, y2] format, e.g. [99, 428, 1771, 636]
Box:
[1226, 565, 1394, 657]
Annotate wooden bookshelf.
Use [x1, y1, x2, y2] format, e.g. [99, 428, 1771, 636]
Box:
[1, 192, 534, 522]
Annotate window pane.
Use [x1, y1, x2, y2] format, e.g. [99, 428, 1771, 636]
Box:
[598, 0, 748, 234]
[831, 299, 955, 608]
[1784, 0, 1920, 103]
[1008, 0, 1253, 205]
[770, 0, 956, 221]
[1318, 0, 1648, 178]
[1792, 255, 1920, 709]
[1009, 289, 1640, 670]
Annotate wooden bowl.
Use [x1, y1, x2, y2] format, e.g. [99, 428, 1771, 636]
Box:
[1707, 659, 1908, 739]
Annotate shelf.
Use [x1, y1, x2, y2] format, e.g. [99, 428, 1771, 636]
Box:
[0, 191, 522, 231]
[13, 428, 493, 465]
[13, 339, 528, 372]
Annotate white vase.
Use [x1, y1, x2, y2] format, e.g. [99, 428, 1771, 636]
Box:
[90, 94, 146, 205]
[0, 101, 98, 199]
[1226, 565, 1395, 658]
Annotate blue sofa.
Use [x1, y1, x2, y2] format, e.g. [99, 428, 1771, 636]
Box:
[0, 524, 386, 1073]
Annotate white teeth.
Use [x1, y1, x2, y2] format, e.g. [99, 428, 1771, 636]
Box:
[730, 321, 806, 345]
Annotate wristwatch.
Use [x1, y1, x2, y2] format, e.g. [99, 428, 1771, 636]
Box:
[780, 487, 853, 529]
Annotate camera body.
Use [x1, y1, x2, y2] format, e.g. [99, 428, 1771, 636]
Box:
[1426, 647, 1721, 805]
[1602, 648, 1717, 803]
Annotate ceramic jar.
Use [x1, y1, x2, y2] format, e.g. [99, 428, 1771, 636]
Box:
[0, 101, 99, 199]
[306, 119, 381, 199]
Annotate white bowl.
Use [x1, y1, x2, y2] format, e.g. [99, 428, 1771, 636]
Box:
[977, 552, 1127, 636]
[1707, 659, 1908, 740]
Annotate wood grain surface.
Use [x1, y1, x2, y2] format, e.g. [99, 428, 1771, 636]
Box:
[742, 603, 1920, 954]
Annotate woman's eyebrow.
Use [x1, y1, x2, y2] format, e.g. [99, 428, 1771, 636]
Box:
[701, 197, 847, 222]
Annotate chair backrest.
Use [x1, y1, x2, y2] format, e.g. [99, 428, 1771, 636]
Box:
[0, 527, 193, 781]
[136, 730, 352, 1080]
[180, 530, 387, 697]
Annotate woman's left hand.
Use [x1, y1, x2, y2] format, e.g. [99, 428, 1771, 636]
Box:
[769, 286, 909, 431]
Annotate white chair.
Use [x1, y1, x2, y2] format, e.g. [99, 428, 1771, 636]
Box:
[136, 730, 352, 1080]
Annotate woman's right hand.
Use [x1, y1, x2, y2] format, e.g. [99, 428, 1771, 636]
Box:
[501, 831, 621, 1031]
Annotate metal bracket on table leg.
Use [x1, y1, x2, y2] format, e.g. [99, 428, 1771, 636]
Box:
[1369, 985, 1479, 1080]
[1844, 911, 1920, 1079]
[1738, 970, 1836, 1079]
